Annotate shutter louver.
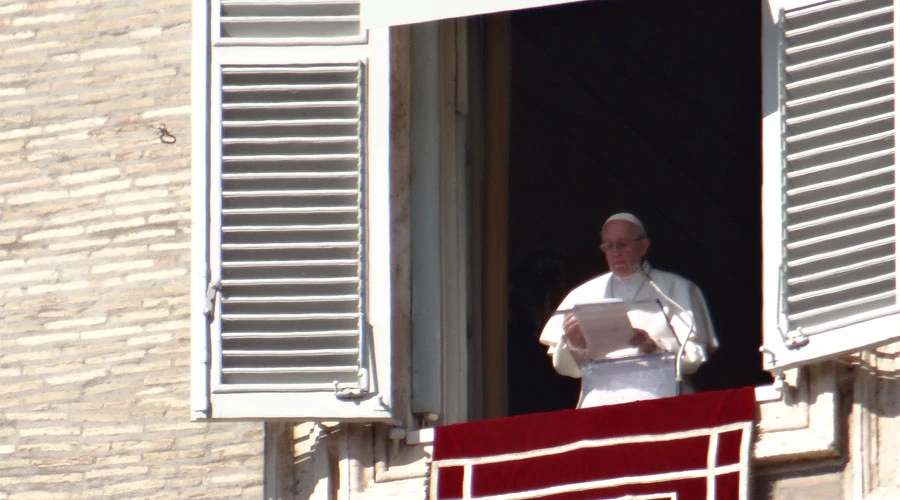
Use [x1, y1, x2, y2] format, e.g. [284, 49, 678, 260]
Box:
[781, 0, 898, 336]
[215, 63, 368, 393]
[219, 0, 362, 41]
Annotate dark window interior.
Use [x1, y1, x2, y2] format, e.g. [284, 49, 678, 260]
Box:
[505, 0, 772, 415]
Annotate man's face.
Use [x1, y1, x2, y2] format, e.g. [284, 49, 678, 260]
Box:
[600, 220, 649, 277]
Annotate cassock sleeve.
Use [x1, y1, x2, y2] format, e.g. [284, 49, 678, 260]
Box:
[539, 302, 583, 378]
[668, 279, 718, 375]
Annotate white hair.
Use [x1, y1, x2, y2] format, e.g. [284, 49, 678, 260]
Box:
[603, 212, 646, 237]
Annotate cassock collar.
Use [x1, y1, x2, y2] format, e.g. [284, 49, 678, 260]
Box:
[611, 261, 652, 284]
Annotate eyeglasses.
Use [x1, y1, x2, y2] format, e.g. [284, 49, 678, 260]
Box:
[599, 237, 644, 254]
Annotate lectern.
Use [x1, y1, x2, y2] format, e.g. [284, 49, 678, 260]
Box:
[565, 299, 681, 408]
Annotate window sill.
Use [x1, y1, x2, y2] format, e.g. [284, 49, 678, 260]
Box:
[753, 362, 840, 463]
[407, 363, 841, 465]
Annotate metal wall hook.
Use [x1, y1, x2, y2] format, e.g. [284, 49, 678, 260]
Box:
[156, 124, 176, 144]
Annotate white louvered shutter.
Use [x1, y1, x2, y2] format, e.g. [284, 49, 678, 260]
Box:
[762, 0, 900, 372]
[192, 0, 393, 420]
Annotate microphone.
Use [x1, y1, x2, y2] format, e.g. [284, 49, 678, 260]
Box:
[633, 264, 696, 383]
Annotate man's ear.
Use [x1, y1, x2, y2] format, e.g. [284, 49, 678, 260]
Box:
[639, 237, 650, 258]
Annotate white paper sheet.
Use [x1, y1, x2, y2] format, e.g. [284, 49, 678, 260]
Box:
[558, 299, 679, 361]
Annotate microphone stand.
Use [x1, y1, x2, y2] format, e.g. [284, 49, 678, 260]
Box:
[634, 265, 696, 384]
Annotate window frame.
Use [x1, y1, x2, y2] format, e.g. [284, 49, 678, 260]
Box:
[369, 0, 858, 466]
[361, 0, 589, 27]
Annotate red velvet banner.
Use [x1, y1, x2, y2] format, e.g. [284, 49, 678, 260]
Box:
[431, 387, 755, 500]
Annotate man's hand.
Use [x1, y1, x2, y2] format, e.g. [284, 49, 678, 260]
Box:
[629, 328, 660, 354]
[562, 313, 586, 350]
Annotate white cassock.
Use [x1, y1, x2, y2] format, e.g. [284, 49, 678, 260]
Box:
[539, 262, 718, 408]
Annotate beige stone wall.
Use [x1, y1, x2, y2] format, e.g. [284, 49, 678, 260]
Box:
[754, 463, 846, 500]
[7, 1, 900, 499]
[0, 0, 263, 498]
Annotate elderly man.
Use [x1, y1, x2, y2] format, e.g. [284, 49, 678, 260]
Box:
[539, 212, 718, 408]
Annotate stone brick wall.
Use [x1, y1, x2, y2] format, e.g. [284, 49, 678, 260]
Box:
[3, 1, 891, 500]
[0, 0, 263, 498]
[755, 468, 846, 500]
